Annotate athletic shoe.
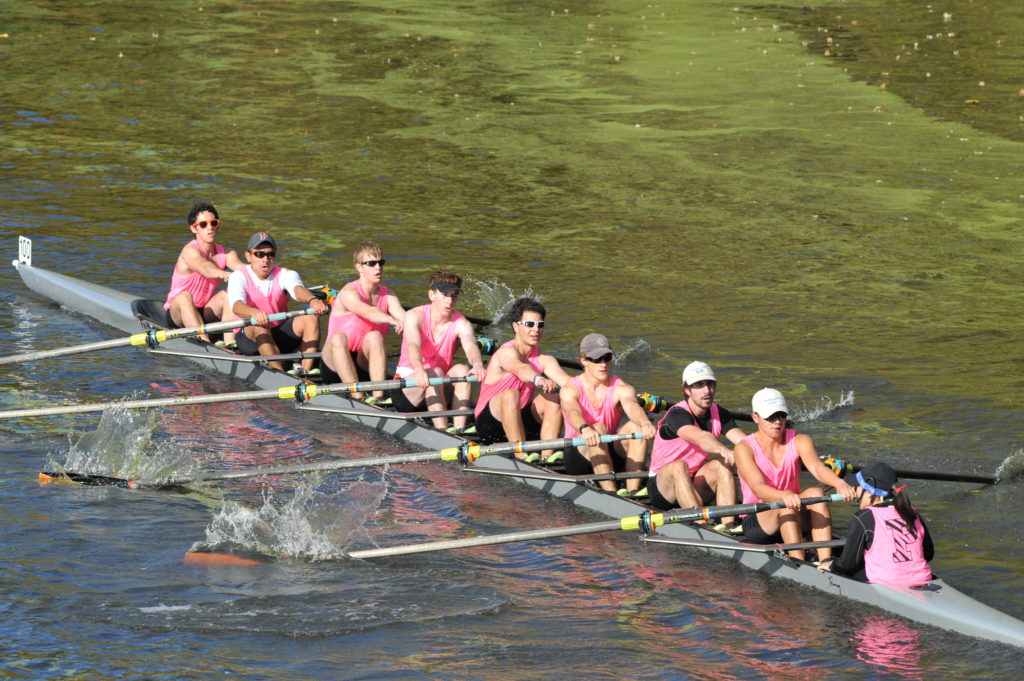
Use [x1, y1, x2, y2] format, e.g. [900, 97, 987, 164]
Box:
[459, 424, 477, 436]
[616, 488, 631, 497]
[631, 486, 649, 499]
[363, 396, 381, 406]
[543, 451, 564, 464]
[522, 452, 541, 464]
[444, 426, 460, 435]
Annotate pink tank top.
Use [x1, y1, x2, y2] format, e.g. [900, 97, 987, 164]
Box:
[164, 240, 227, 310]
[739, 429, 800, 505]
[397, 305, 464, 373]
[563, 376, 623, 438]
[326, 282, 390, 352]
[863, 505, 932, 587]
[474, 341, 543, 418]
[650, 402, 721, 475]
[241, 266, 289, 328]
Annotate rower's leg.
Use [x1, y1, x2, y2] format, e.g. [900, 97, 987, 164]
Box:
[361, 330, 387, 398]
[243, 325, 285, 371]
[489, 389, 526, 453]
[586, 423, 617, 493]
[615, 421, 646, 493]
[324, 333, 362, 397]
[169, 292, 207, 341]
[532, 391, 562, 459]
[422, 367, 450, 429]
[447, 364, 472, 429]
[206, 290, 237, 345]
[703, 459, 738, 528]
[801, 486, 834, 561]
[656, 460, 704, 511]
[293, 316, 320, 371]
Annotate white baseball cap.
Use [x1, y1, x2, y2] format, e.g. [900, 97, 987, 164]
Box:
[682, 361, 716, 386]
[752, 388, 788, 418]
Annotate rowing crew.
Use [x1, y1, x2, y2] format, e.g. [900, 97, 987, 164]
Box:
[165, 203, 934, 586]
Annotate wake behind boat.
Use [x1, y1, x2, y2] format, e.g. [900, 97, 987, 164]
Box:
[10, 236, 1024, 649]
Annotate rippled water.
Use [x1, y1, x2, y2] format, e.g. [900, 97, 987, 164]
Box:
[2, 0, 1023, 678]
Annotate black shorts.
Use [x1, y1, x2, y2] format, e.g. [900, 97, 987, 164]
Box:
[235, 317, 303, 356]
[473, 402, 541, 444]
[740, 512, 783, 544]
[645, 473, 676, 511]
[563, 443, 628, 477]
[319, 350, 372, 384]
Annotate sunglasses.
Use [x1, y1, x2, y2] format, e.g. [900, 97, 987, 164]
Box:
[251, 250, 276, 259]
[191, 219, 220, 229]
[359, 259, 386, 268]
[517, 320, 545, 329]
[764, 412, 788, 423]
[586, 353, 614, 364]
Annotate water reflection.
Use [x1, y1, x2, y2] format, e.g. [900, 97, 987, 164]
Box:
[850, 615, 924, 680]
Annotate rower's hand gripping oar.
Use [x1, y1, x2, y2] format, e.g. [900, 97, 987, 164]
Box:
[0, 307, 319, 366]
[0, 375, 478, 419]
[345, 494, 844, 559]
[44, 433, 643, 489]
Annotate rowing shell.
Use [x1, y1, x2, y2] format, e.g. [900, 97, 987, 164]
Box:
[10, 237, 1024, 648]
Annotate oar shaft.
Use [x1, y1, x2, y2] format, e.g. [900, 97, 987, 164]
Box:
[165, 432, 641, 486]
[0, 308, 315, 366]
[347, 494, 842, 559]
[0, 375, 478, 419]
[824, 456, 998, 485]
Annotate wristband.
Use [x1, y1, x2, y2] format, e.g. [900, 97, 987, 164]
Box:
[533, 374, 543, 385]
[577, 423, 590, 431]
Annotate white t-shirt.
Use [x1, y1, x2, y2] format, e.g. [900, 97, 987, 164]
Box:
[227, 265, 305, 308]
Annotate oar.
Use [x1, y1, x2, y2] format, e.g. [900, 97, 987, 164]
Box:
[345, 494, 843, 559]
[0, 308, 318, 366]
[823, 456, 999, 485]
[45, 433, 643, 489]
[0, 375, 478, 419]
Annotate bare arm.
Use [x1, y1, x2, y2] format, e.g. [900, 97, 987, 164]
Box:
[676, 423, 736, 465]
[334, 285, 395, 325]
[455, 318, 486, 380]
[181, 245, 231, 282]
[615, 381, 656, 439]
[796, 434, 857, 501]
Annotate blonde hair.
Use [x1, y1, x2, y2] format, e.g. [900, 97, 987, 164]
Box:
[352, 241, 382, 266]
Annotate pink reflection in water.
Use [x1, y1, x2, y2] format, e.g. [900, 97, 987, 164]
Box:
[851, 614, 924, 680]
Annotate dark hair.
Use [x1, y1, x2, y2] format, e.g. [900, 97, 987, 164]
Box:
[509, 297, 546, 323]
[428, 269, 462, 289]
[188, 202, 218, 226]
[892, 488, 922, 538]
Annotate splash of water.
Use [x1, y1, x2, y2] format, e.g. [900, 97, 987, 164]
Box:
[48, 404, 199, 481]
[467, 277, 541, 325]
[995, 448, 1024, 483]
[191, 475, 387, 561]
[612, 338, 653, 366]
[791, 391, 855, 423]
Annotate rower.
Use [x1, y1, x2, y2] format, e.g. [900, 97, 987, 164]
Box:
[227, 232, 328, 374]
[163, 202, 245, 345]
[646, 361, 746, 531]
[392, 269, 485, 432]
[321, 241, 405, 403]
[559, 333, 656, 496]
[472, 297, 570, 462]
[734, 388, 857, 561]
[818, 462, 934, 586]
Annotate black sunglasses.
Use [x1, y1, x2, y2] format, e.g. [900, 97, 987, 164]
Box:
[191, 219, 220, 229]
[251, 250, 276, 259]
[586, 353, 614, 364]
[764, 412, 788, 423]
[359, 259, 386, 267]
[517, 320, 545, 329]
